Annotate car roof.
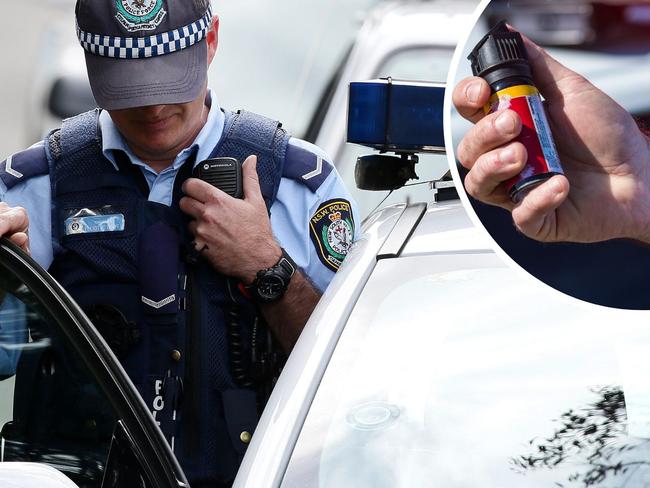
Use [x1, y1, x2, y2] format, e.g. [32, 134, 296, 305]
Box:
[401, 201, 494, 257]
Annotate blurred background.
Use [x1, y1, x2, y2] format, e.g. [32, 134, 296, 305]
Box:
[0, 0, 383, 155]
[0, 0, 480, 219]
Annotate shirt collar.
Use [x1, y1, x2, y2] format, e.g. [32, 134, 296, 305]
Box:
[99, 89, 226, 174]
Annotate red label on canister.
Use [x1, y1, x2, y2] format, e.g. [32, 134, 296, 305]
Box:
[485, 84, 563, 200]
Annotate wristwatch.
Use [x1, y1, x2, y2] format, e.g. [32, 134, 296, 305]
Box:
[248, 249, 297, 303]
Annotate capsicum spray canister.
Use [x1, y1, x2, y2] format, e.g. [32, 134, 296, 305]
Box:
[468, 21, 563, 202]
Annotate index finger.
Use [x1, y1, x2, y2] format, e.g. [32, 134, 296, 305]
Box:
[452, 76, 492, 124]
[182, 177, 227, 204]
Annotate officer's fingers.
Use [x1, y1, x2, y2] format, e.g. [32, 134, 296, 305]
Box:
[456, 109, 521, 170]
[464, 142, 527, 209]
[0, 206, 29, 238]
[182, 178, 226, 204]
[8, 232, 29, 254]
[179, 196, 205, 220]
[242, 155, 264, 204]
[511, 175, 570, 240]
[187, 220, 198, 236]
[452, 77, 492, 124]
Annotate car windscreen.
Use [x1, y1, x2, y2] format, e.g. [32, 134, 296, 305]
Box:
[281, 253, 650, 487]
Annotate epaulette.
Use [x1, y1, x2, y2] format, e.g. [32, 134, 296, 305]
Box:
[0, 142, 49, 190]
[282, 142, 334, 193]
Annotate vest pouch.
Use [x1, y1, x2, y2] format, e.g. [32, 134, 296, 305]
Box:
[52, 174, 140, 287]
[56, 174, 138, 244]
[139, 221, 180, 317]
[221, 388, 259, 456]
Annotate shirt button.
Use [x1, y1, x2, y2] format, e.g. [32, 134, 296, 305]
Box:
[240, 431, 252, 444]
[171, 349, 182, 362]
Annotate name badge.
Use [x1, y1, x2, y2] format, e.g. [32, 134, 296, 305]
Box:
[64, 214, 126, 235]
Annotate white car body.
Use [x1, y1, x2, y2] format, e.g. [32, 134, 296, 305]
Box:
[0, 463, 77, 488]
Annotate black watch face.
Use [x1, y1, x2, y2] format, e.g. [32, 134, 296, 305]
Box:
[257, 275, 286, 301]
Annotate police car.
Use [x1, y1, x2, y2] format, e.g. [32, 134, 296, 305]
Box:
[3, 200, 650, 488]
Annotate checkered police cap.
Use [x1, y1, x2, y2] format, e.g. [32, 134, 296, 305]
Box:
[77, 6, 213, 59]
[75, 0, 213, 110]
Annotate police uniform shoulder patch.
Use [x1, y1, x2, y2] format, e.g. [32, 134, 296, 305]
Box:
[284, 142, 333, 193]
[115, 0, 167, 32]
[310, 199, 355, 272]
[0, 143, 49, 191]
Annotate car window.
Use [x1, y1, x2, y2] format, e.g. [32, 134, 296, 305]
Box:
[0, 261, 116, 486]
[282, 254, 650, 487]
[335, 47, 453, 218]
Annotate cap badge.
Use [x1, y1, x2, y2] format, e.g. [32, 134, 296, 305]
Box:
[115, 0, 167, 32]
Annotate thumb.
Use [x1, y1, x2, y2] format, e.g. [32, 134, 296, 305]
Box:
[242, 155, 263, 203]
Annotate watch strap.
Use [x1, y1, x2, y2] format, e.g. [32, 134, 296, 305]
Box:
[247, 248, 296, 303]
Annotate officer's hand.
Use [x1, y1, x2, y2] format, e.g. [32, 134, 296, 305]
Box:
[179, 155, 282, 283]
[453, 33, 650, 244]
[0, 202, 30, 253]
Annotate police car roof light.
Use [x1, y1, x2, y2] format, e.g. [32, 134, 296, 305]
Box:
[347, 78, 446, 153]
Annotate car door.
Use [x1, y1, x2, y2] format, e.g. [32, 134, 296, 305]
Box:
[0, 238, 187, 488]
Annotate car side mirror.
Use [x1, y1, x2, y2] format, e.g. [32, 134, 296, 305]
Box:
[101, 421, 151, 488]
[48, 76, 97, 120]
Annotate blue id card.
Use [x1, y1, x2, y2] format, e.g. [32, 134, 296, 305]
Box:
[64, 214, 125, 235]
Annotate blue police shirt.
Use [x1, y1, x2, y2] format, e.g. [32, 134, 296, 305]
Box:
[0, 93, 359, 293]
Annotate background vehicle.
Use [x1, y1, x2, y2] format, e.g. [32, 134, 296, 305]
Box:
[306, 0, 478, 217]
[450, 0, 650, 309]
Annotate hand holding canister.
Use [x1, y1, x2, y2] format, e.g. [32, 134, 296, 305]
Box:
[453, 25, 650, 244]
[468, 21, 563, 202]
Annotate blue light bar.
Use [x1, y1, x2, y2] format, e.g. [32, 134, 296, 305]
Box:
[347, 78, 445, 153]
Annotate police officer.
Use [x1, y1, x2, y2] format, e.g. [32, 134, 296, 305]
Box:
[0, 1, 358, 486]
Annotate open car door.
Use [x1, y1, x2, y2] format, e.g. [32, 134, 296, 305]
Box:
[0, 238, 188, 488]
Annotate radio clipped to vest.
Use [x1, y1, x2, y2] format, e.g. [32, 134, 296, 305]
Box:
[193, 157, 243, 198]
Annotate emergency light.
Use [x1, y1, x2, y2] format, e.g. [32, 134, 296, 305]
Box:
[347, 78, 446, 192]
[347, 78, 445, 153]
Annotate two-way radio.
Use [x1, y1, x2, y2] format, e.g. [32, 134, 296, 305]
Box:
[192, 157, 243, 198]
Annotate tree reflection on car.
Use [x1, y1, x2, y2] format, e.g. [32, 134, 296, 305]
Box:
[512, 386, 650, 487]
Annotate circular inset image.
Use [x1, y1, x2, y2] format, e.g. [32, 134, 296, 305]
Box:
[448, 0, 650, 309]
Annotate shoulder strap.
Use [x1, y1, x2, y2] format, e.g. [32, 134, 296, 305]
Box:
[47, 109, 114, 187]
[209, 110, 290, 209]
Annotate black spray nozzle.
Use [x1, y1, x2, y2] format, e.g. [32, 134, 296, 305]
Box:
[468, 21, 532, 86]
